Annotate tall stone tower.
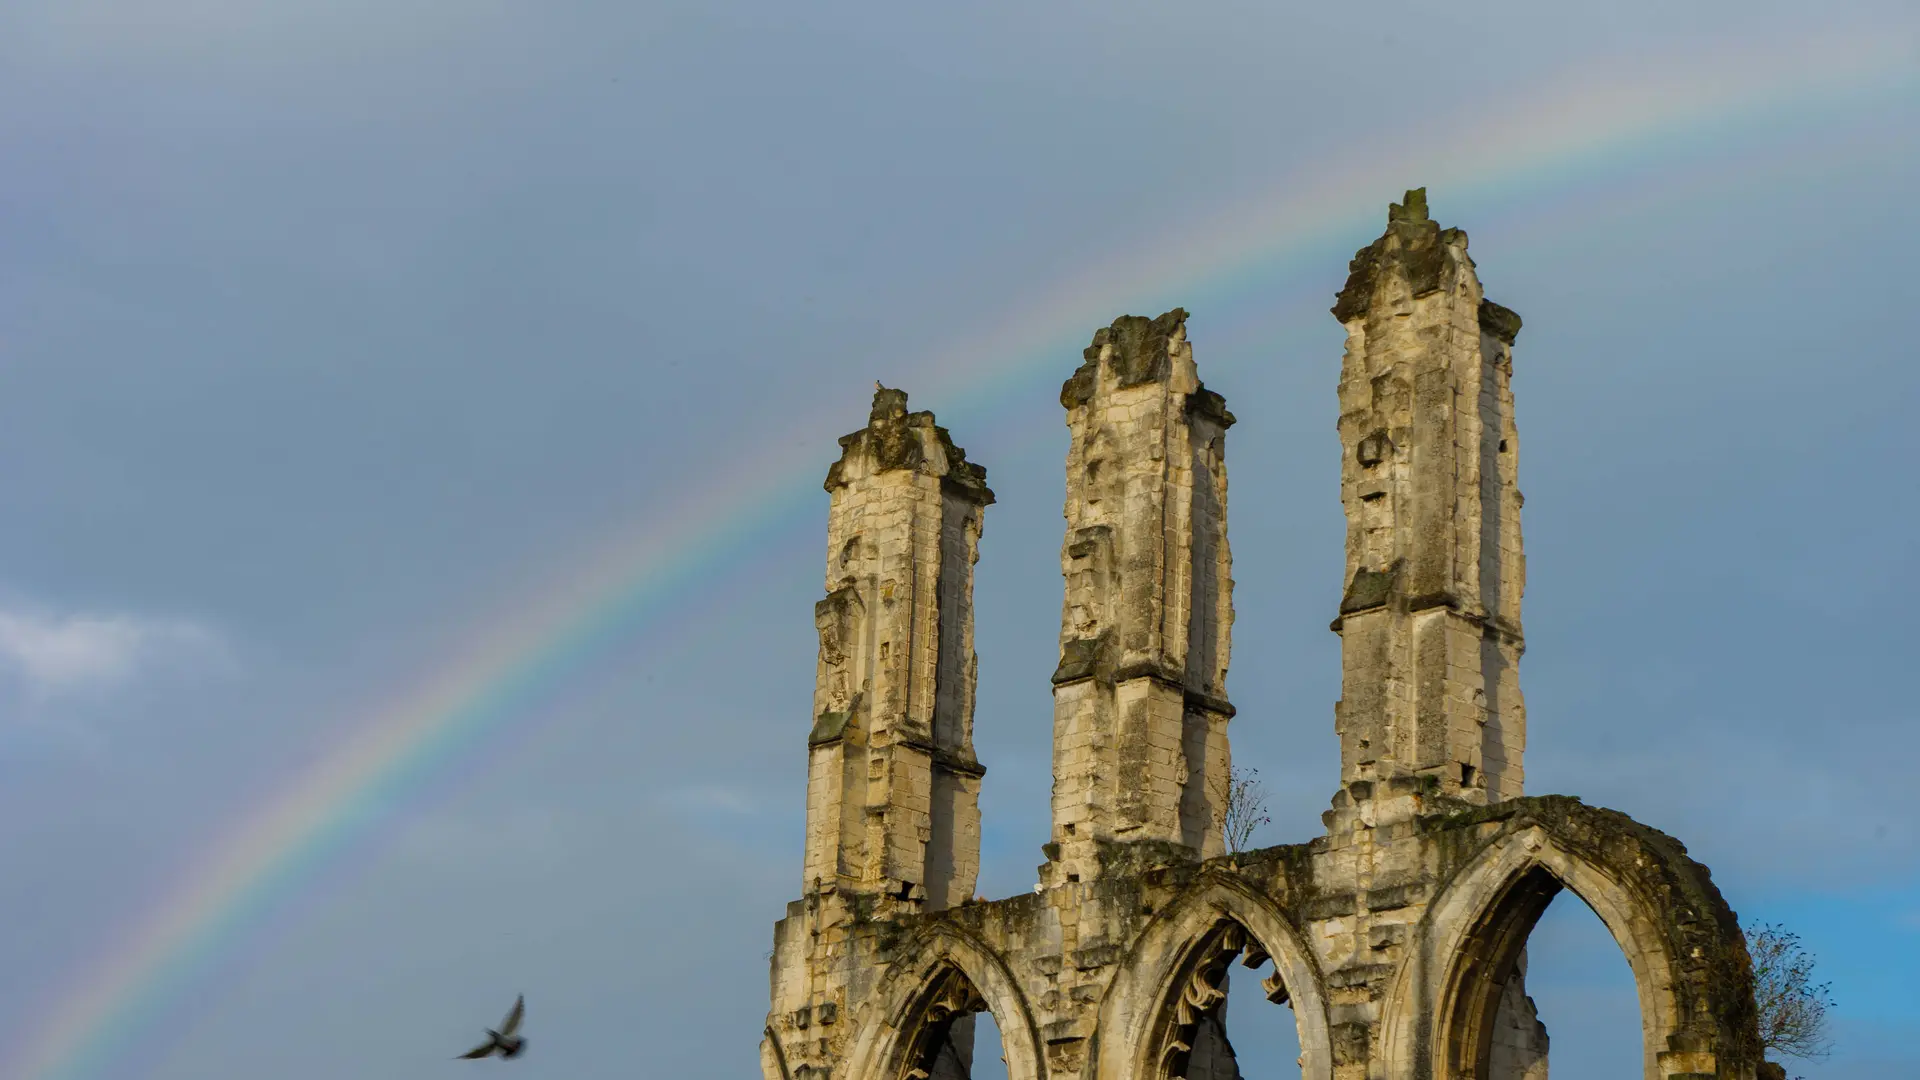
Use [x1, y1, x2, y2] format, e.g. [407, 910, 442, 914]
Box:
[1315, 190, 1547, 1080]
[1047, 308, 1237, 884]
[803, 385, 995, 910]
[762, 194, 1766, 1080]
[771, 385, 996, 1080]
[1327, 187, 1527, 814]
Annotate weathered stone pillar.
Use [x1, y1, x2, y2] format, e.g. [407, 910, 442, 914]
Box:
[1316, 191, 1541, 1080]
[1046, 308, 1236, 884]
[1327, 188, 1527, 824]
[770, 387, 994, 1080]
[802, 384, 993, 909]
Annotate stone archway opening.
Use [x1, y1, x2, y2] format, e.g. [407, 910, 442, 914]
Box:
[972, 1012, 1010, 1080]
[1221, 944, 1304, 1078]
[1154, 920, 1305, 1080]
[895, 966, 1010, 1080]
[1437, 865, 1646, 1080]
[1520, 888, 1645, 1079]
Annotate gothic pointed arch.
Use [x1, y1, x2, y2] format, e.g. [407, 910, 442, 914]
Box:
[1377, 799, 1762, 1080]
[1094, 872, 1334, 1080]
[843, 922, 1045, 1080]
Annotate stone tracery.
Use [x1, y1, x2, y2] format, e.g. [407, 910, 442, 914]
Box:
[900, 968, 990, 1080]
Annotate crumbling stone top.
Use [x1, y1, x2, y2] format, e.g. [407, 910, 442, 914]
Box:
[1331, 188, 1469, 324]
[1061, 307, 1189, 409]
[1059, 307, 1236, 428]
[823, 384, 994, 502]
[1331, 188, 1521, 349]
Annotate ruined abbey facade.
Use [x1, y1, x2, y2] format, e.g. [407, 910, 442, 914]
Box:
[761, 192, 1765, 1080]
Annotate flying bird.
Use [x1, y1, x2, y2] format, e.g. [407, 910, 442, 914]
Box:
[456, 995, 527, 1061]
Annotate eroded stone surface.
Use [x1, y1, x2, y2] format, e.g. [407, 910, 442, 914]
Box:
[1327, 186, 1526, 809]
[1049, 307, 1236, 881]
[801, 385, 993, 912]
[763, 194, 1765, 1080]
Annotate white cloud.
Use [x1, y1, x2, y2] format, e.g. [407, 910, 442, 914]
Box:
[0, 607, 228, 698]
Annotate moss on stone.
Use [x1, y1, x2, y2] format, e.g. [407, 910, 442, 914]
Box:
[1340, 562, 1401, 614]
[1479, 299, 1523, 345]
[1060, 308, 1190, 408]
[1331, 189, 1463, 323]
[823, 387, 995, 503]
[807, 710, 851, 746]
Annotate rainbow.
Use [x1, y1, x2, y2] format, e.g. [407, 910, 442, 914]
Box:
[14, 26, 1914, 1080]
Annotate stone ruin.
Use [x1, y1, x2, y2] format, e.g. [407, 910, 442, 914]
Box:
[761, 191, 1766, 1080]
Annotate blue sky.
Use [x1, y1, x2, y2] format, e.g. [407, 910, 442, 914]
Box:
[0, 2, 1915, 1078]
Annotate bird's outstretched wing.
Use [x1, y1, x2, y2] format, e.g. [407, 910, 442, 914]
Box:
[456, 1040, 497, 1060]
[498, 995, 526, 1038]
